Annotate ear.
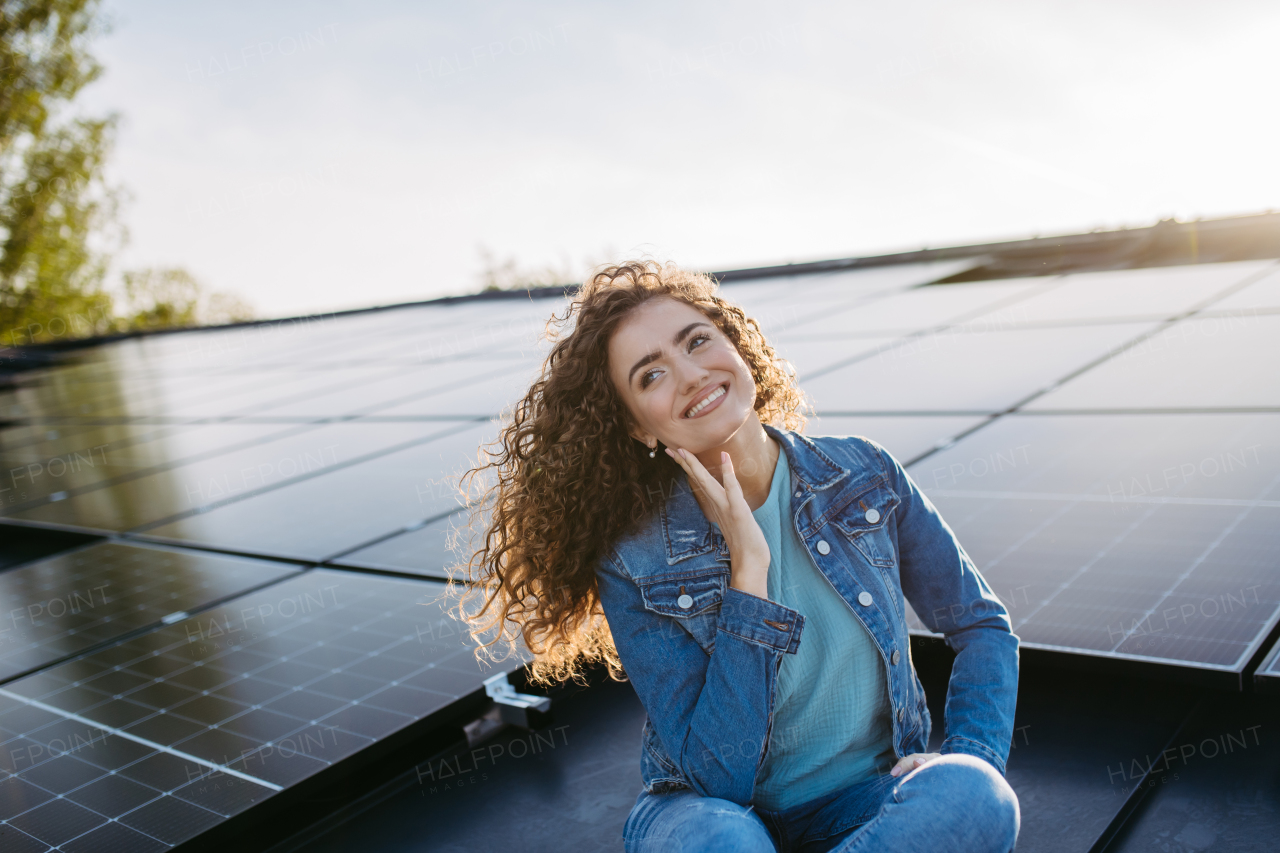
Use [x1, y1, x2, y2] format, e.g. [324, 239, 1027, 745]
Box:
[628, 426, 655, 447]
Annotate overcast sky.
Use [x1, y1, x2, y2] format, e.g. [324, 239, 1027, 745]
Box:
[79, 0, 1279, 318]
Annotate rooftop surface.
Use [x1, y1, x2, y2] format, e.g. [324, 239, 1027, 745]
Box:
[1, 223, 1278, 852]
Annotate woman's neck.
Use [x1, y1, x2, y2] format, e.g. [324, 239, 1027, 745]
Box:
[691, 413, 780, 512]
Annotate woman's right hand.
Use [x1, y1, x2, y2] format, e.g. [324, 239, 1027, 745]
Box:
[666, 448, 771, 599]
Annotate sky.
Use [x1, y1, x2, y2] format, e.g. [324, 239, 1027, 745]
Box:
[76, 0, 1280, 318]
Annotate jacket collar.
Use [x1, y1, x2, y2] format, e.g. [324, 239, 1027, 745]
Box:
[660, 424, 850, 565]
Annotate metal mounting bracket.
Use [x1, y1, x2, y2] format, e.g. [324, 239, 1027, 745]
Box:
[483, 672, 552, 729]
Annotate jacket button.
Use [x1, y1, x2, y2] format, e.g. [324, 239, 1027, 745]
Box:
[816, 540, 831, 555]
[677, 594, 693, 609]
[865, 508, 880, 524]
[794, 490, 802, 498]
[858, 591, 873, 606]
[891, 649, 900, 665]
[897, 707, 904, 722]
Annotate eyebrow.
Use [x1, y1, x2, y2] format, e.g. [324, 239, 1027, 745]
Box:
[627, 321, 712, 385]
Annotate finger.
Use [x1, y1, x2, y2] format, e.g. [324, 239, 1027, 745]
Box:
[890, 754, 923, 777]
[677, 448, 727, 503]
[720, 452, 746, 504]
[665, 449, 723, 516]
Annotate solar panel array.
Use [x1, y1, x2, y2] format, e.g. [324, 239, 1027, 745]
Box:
[1, 255, 1279, 848]
[736, 257, 1280, 682]
[0, 570, 526, 850]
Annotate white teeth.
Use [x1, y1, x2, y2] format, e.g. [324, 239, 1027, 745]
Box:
[685, 385, 726, 418]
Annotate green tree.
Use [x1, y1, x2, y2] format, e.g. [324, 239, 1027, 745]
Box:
[120, 266, 254, 330]
[0, 0, 124, 347]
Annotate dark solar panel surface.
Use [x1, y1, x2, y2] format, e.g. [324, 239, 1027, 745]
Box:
[905, 413, 1280, 673]
[0, 542, 300, 683]
[137, 421, 496, 562]
[0, 569, 523, 850]
[0, 423, 295, 510]
[13, 421, 461, 532]
[330, 510, 467, 579]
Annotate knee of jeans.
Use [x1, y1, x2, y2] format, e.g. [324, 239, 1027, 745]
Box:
[696, 803, 775, 852]
[930, 755, 1020, 847]
[625, 795, 774, 853]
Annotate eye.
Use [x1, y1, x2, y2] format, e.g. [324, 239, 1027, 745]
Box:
[688, 333, 711, 351]
[639, 367, 662, 389]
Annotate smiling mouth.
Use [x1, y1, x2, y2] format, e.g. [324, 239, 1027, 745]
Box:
[684, 383, 728, 418]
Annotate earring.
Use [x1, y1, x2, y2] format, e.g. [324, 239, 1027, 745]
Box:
[649, 444, 657, 458]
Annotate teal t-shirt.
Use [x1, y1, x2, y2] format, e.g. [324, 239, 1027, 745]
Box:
[748, 445, 896, 810]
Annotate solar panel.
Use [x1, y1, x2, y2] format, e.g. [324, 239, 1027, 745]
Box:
[13, 421, 461, 532]
[364, 369, 541, 418]
[723, 259, 980, 316]
[2, 423, 204, 509]
[773, 278, 1050, 339]
[0, 424, 96, 454]
[906, 412, 1280, 680]
[771, 337, 902, 378]
[978, 260, 1275, 325]
[0, 541, 300, 683]
[150, 367, 414, 420]
[258, 358, 529, 419]
[330, 510, 468, 579]
[0, 569, 526, 850]
[804, 414, 988, 465]
[138, 422, 496, 562]
[1025, 313, 1280, 411]
[800, 322, 1154, 413]
[1256, 639, 1280, 692]
[1, 423, 329, 517]
[1199, 262, 1280, 312]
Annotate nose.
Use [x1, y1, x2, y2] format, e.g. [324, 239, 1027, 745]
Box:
[673, 351, 710, 396]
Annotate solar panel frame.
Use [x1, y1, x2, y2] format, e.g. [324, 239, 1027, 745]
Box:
[1254, 636, 1280, 693]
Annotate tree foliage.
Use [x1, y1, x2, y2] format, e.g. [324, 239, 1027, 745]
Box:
[121, 267, 254, 330]
[0, 2, 255, 348]
[475, 244, 619, 292]
[0, 0, 124, 345]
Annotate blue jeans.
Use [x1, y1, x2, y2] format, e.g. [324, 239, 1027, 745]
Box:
[622, 754, 1020, 853]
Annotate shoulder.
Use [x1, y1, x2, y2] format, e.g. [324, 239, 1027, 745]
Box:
[806, 432, 891, 468]
[594, 509, 664, 583]
[775, 427, 895, 480]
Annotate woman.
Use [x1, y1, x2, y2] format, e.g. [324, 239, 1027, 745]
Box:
[455, 260, 1021, 852]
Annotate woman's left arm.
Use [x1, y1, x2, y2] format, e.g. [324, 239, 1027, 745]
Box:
[875, 443, 1020, 777]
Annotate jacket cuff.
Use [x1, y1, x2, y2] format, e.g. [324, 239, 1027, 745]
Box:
[716, 587, 804, 654]
[939, 735, 1007, 776]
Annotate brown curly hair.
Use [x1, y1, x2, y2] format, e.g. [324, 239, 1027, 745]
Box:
[450, 260, 810, 687]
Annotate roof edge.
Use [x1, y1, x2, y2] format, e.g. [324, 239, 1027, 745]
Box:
[6, 210, 1280, 359]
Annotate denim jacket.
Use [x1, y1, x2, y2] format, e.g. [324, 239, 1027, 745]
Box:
[594, 425, 1020, 806]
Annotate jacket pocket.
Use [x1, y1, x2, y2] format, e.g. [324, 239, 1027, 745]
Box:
[638, 571, 726, 653]
[831, 487, 900, 568]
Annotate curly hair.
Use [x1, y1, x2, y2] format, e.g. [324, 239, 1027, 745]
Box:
[449, 260, 810, 687]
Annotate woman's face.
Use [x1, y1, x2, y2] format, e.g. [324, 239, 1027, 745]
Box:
[607, 296, 758, 454]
